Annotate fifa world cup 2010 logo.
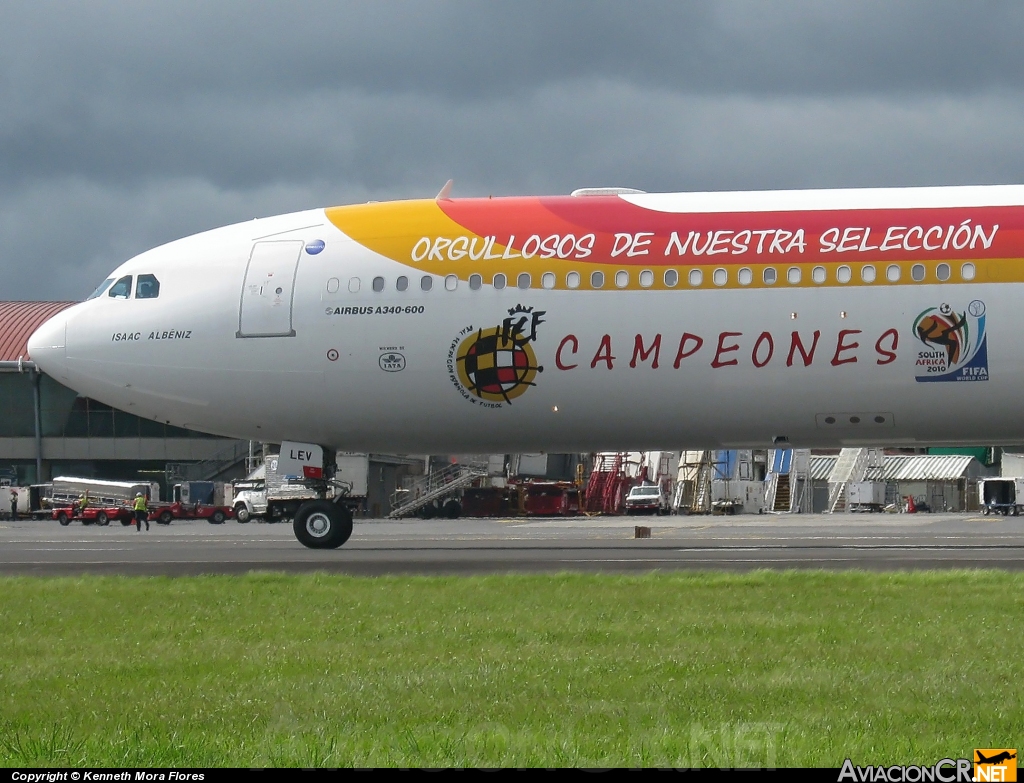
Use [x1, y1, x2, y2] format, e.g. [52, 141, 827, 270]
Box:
[455, 305, 545, 405]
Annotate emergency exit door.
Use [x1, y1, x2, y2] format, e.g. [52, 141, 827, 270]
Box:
[237, 240, 303, 337]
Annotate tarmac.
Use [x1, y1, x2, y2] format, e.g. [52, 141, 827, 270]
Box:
[1, 511, 1023, 576]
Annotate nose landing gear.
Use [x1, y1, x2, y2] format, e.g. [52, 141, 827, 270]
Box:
[293, 499, 353, 549]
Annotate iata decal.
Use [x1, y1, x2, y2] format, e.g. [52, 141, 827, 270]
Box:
[914, 300, 988, 382]
[448, 305, 545, 407]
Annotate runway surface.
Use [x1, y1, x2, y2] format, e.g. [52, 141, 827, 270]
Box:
[1, 512, 1023, 575]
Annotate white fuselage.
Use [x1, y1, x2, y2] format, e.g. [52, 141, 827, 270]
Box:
[27, 185, 1024, 452]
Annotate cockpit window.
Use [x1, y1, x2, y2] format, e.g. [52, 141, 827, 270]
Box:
[108, 275, 133, 299]
[136, 274, 160, 299]
[87, 278, 114, 300]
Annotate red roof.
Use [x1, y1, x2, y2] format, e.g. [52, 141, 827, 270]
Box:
[0, 301, 77, 362]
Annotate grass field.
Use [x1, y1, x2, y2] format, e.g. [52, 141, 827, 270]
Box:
[0, 570, 1021, 767]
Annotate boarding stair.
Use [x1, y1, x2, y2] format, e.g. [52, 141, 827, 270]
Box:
[387, 462, 488, 519]
[827, 448, 883, 513]
[767, 473, 791, 512]
[583, 452, 633, 514]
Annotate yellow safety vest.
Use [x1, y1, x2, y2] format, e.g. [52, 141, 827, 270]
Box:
[134, 497, 147, 511]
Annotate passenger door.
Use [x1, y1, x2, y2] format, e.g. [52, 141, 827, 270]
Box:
[237, 240, 303, 337]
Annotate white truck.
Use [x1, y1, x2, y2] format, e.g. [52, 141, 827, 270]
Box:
[232, 450, 368, 523]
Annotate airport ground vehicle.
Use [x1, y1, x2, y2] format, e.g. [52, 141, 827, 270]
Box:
[232, 452, 365, 527]
[149, 501, 234, 525]
[623, 484, 671, 515]
[48, 477, 160, 526]
[27, 183, 1024, 548]
[51, 503, 134, 526]
[149, 481, 233, 524]
[979, 477, 1024, 515]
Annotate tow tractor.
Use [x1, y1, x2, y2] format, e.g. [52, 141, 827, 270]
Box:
[52, 503, 134, 527]
[149, 501, 234, 525]
[149, 481, 234, 524]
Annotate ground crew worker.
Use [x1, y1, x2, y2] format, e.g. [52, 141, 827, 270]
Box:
[9, 489, 18, 521]
[134, 493, 149, 532]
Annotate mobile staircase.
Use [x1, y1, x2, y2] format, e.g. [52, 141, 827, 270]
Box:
[827, 448, 883, 513]
[387, 462, 488, 519]
[765, 449, 812, 513]
[583, 452, 637, 514]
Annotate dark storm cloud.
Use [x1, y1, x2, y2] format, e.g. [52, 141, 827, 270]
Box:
[1, 1, 1023, 299]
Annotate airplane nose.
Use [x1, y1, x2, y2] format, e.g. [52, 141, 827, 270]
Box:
[27, 313, 68, 380]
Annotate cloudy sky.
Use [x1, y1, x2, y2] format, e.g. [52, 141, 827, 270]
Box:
[3, 1, 1024, 300]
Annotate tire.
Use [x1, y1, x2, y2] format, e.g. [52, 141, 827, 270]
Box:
[159, 510, 173, 525]
[96, 512, 110, 526]
[209, 510, 226, 525]
[292, 500, 353, 549]
[57, 512, 70, 526]
[419, 503, 437, 520]
[121, 519, 132, 526]
[234, 504, 251, 523]
[442, 499, 461, 519]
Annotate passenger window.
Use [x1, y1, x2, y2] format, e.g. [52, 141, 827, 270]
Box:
[961, 262, 976, 281]
[936, 263, 950, 281]
[108, 275, 132, 299]
[737, 268, 752, 286]
[88, 278, 114, 300]
[566, 271, 580, 289]
[615, 270, 629, 288]
[861, 265, 876, 283]
[326, 277, 340, 293]
[493, 273, 506, 290]
[886, 264, 901, 282]
[420, 275, 432, 291]
[639, 270, 654, 288]
[136, 274, 160, 299]
[469, 274, 482, 290]
[396, 276, 409, 291]
[664, 269, 678, 287]
[541, 272, 556, 289]
[517, 273, 531, 289]
[763, 268, 777, 285]
[372, 276, 385, 292]
[812, 266, 826, 284]
[911, 264, 925, 282]
[837, 266, 852, 284]
[591, 271, 604, 288]
[787, 267, 801, 284]
[445, 274, 458, 291]
[713, 268, 727, 286]
[689, 269, 702, 286]
[348, 277, 360, 293]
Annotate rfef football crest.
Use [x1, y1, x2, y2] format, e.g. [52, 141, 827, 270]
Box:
[448, 305, 545, 407]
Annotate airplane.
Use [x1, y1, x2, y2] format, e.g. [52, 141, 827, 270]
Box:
[26, 182, 1024, 549]
[976, 751, 1016, 765]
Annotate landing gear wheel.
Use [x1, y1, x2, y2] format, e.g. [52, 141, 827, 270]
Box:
[209, 510, 226, 524]
[57, 512, 70, 526]
[96, 512, 110, 526]
[293, 500, 353, 549]
[234, 504, 251, 523]
[159, 510, 173, 525]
